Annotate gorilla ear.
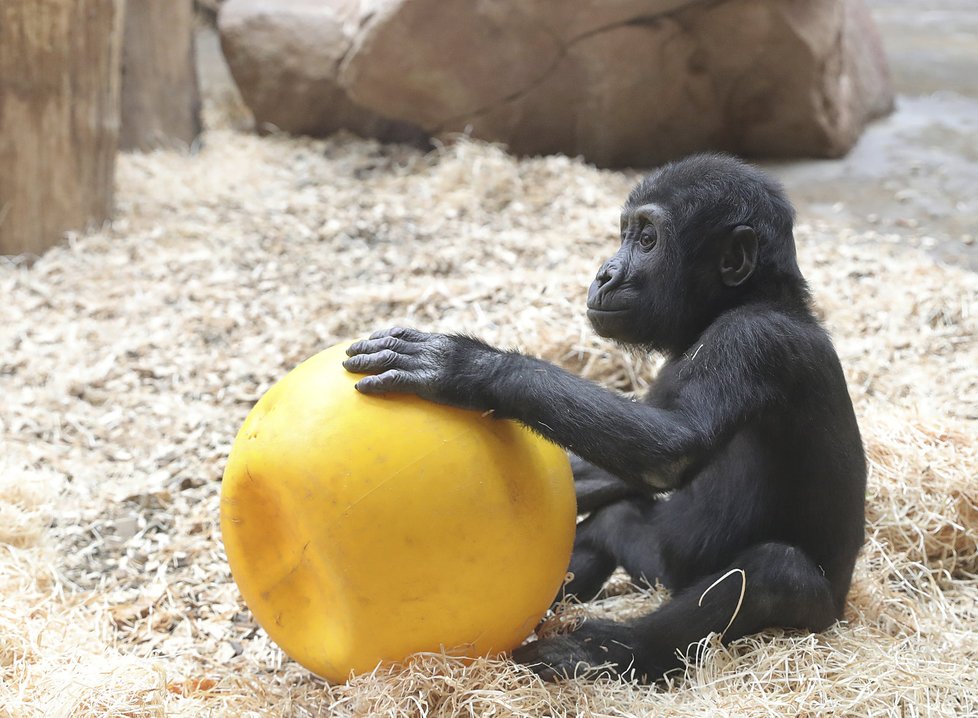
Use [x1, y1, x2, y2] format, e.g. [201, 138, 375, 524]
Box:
[720, 225, 758, 287]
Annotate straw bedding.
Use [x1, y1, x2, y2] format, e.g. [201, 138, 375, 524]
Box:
[1, 131, 976, 717]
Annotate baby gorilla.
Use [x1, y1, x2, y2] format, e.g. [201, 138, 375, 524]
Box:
[343, 154, 866, 682]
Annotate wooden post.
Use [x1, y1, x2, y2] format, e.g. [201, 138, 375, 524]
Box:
[120, 0, 202, 151]
[0, 0, 125, 256]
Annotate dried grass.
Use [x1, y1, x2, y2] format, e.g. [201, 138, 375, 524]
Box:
[1, 130, 976, 717]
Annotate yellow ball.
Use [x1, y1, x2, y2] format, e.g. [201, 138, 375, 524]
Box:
[221, 342, 576, 682]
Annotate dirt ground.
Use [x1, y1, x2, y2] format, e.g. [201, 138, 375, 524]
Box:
[2, 5, 977, 717]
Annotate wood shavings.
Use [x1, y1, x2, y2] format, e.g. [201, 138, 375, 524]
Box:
[1, 130, 976, 716]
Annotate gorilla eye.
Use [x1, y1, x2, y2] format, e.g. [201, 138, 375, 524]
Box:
[639, 226, 658, 250]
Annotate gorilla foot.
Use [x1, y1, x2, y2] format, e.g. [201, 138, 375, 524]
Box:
[512, 620, 648, 682]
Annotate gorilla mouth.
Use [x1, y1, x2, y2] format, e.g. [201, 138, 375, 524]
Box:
[587, 306, 633, 340]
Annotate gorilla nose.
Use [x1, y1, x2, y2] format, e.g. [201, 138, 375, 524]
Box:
[595, 264, 615, 287]
[594, 257, 621, 288]
[587, 257, 623, 309]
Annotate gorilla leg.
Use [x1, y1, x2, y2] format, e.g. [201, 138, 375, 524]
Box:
[520, 542, 838, 681]
[571, 455, 640, 514]
[560, 497, 665, 604]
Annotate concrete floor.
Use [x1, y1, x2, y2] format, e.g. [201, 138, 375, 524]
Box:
[769, 0, 978, 269]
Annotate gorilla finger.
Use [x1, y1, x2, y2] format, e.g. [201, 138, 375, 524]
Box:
[368, 326, 428, 342]
[523, 662, 562, 682]
[342, 349, 405, 374]
[354, 370, 418, 395]
[345, 336, 418, 358]
[510, 642, 550, 676]
[511, 640, 578, 682]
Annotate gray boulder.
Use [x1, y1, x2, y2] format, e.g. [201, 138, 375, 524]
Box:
[222, 0, 894, 166]
[218, 0, 423, 142]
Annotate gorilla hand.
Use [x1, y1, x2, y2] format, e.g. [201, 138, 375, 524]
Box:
[342, 327, 498, 410]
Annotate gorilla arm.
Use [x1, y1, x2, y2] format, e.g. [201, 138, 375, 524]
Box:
[342, 323, 781, 493]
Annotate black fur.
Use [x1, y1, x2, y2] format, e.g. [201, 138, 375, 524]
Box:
[343, 153, 866, 682]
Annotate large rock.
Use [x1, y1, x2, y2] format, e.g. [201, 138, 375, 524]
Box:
[222, 0, 894, 167]
[218, 0, 423, 142]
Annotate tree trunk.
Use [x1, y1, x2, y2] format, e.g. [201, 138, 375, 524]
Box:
[120, 0, 202, 151]
[0, 0, 125, 256]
